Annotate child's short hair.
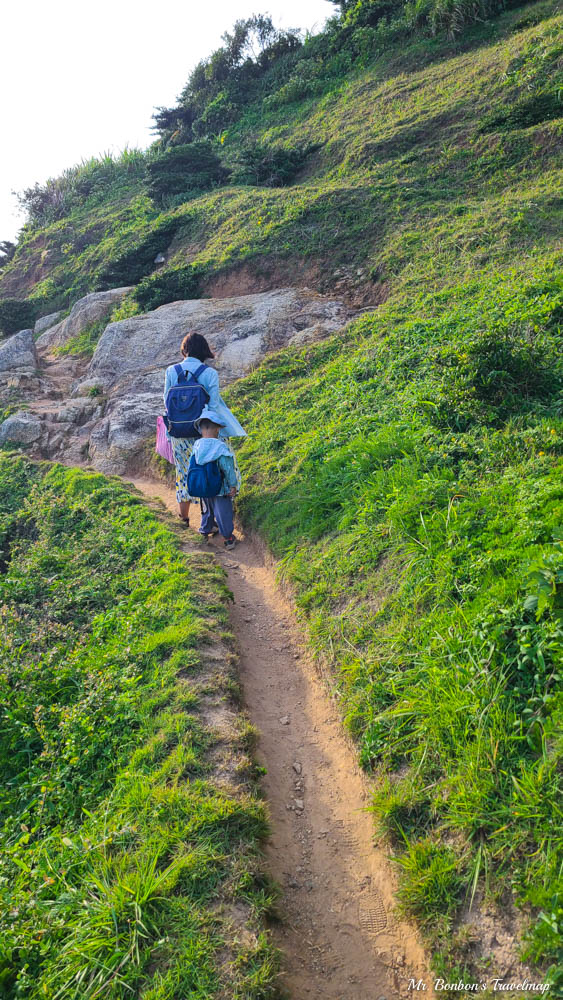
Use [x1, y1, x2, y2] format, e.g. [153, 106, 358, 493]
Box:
[198, 418, 218, 431]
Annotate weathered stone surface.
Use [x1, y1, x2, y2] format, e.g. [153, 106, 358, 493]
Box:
[0, 411, 42, 445]
[28, 288, 354, 473]
[85, 288, 352, 387]
[54, 401, 96, 425]
[0, 329, 38, 373]
[75, 288, 355, 473]
[88, 393, 162, 473]
[34, 311, 62, 336]
[35, 287, 133, 351]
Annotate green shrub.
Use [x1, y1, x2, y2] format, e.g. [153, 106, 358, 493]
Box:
[404, 0, 527, 36]
[480, 91, 563, 132]
[96, 216, 183, 289]
[233, 141, 317, 187]
[193, 91, 240, 137]
[133, 264, 207, 312]
[0, 298, 39, 336]
[147, 142, 230, 208]
[152, 16, 302, 147]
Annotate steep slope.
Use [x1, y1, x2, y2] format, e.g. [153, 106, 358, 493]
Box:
[0, 0, 561, 988]
[1, 2, 561, 317]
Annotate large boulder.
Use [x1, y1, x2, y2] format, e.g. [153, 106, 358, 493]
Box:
[34, 310, 62, 336]
[38, 288, 354, 474]
[83, 288, 352, 389]
[35, 287, 133, 351]
[88, 392, 163, 474]
[0, 329, 38, 373]
[0, 411, 42, 445]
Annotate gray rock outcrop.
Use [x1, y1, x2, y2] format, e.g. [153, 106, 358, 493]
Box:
[0, 329, 38, 373]
[83, 288, 351, 389]
[34, 311, 62, 336]
[75, 288, 354, 473]
[35, 287, 133, 351]
[12, 287, 355, 473]
[0, 411, 42, 445]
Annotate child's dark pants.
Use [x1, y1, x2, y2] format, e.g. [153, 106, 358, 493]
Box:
[200, 496, 234, 538]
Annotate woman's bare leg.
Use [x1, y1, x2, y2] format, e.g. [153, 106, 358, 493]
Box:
[178, 500, 191, 522]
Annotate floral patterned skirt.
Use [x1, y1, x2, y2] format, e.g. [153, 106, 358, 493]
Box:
[171, 437, 241, 503]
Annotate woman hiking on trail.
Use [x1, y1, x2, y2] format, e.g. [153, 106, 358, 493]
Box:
[163, 332, 246, 528]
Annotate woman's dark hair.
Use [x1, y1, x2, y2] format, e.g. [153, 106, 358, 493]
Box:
[181, 332, 214, 361]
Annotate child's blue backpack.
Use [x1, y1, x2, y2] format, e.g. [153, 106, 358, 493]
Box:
[187, 454, 223, 498]
[165, 363, 209, 438]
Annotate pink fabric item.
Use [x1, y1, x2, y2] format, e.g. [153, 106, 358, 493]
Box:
[156, 416, 174, 464]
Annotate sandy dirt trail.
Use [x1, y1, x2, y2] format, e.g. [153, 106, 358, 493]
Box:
[128, 477, 430, 1000]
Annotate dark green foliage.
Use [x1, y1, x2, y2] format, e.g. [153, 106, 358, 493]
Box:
[153, 16, 302, 146]
[96, 216, 183, 289]
[233, 141, 318, 187]
[147, 141, 230, 207]
[133, 263, 207, 312]
[0, 297, 39, 336]
[341, 0, 408, 28]
[468, 327, 560, 410]
[193, 91, 240, 138]
[480, 91, 563, 132]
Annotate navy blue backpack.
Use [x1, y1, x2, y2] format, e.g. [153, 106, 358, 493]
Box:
[164, 363, 209, 438]
[187, 454, 223, 498]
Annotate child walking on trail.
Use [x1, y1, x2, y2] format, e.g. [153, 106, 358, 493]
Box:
[189, 411, 239, 550]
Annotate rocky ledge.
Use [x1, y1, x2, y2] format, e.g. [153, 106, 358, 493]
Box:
[0, 286, 356, 474]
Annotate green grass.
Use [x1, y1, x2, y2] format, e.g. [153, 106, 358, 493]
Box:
[1, 2, 561, 314]
[225, 254, 563, 983]
[1, 0, 562, 985]
[0, 457, 278, 999]
[54, 317, 108, 358]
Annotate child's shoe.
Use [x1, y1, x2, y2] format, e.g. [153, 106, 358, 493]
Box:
[224, 535, 236, 550]
[201, 527, 219, 541]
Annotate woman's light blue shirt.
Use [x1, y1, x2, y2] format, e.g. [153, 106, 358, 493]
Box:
[163, 357, 246, 439]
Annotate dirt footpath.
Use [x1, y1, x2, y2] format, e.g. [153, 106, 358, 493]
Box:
[129, 478, 431, 1000]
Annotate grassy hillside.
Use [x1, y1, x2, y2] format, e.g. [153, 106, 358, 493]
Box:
[0, 457, 277, 1000]
[228, 250, 562, 983]
[0, 0, 561, 986]
[0, 2, 561, 321]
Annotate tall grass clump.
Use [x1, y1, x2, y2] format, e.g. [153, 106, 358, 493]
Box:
[17, 149, 148, 229]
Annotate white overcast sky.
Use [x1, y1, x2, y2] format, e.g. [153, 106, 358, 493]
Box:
[1, 0, 333, 242]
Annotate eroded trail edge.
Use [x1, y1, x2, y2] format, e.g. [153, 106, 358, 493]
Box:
[129, 477, 430, 1000]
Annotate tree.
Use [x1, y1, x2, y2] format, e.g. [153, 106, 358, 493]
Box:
[152, 16, 302, 146]
[0, 241, 16, 267]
